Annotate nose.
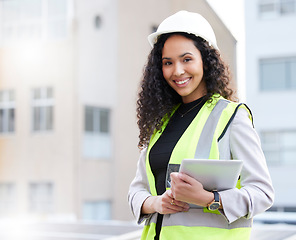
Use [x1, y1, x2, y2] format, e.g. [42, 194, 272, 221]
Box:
[173, 63, 185, 76]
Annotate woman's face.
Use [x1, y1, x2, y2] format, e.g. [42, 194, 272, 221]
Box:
[162, 34, 206, 103]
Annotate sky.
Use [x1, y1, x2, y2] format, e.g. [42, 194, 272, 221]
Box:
[207, 0, 246, 100]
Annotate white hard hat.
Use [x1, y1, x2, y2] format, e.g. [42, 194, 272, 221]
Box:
[148, 10, 219, 50]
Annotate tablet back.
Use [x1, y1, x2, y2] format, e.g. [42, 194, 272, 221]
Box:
[179, 159, 243, 191]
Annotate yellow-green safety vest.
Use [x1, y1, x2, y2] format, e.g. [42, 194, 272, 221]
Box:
[142, 95, 253, 240]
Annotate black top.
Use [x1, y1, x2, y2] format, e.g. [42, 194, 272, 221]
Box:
[149, 96, 206, 240]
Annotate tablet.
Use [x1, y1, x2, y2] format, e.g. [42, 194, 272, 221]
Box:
[179, 159, 243, 191]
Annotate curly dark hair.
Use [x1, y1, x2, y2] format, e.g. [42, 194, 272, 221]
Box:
[137, 32, 236, 149]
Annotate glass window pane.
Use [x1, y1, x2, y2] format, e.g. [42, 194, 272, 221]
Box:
[47, 87, 53, 98]
[0, 183, 16, 213]
[83, 106, 111, 158]
[93, 108, 100, 133]
[8, 109, 15, 132]
[33, 107, 41, 131]
[290, 59, 296, 88]
[85, 107, 94, 132]
[9, 90, 15, 101]
[83, 201, 111, 221]
[260, 59, 287, 90]
[33, 89, 41, 100]
[83, 134, 111, 159]
[280, 0, 296, 14]
[32, 88, 54, 132]
[46, 106, 53, 130]
[0, 110, 4, 133]
[29, 182, 53, 213]
[48, 0, 67, 17]
[260, 3, 276, 13]
[100, 109, 109, 133]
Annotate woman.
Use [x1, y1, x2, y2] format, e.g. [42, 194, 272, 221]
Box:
[128, 11, 274, 240]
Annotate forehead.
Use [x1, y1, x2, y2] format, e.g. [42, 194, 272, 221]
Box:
[162, 34, 200, 56]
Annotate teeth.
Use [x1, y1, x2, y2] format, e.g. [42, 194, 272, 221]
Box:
[175, 78, 190, 85]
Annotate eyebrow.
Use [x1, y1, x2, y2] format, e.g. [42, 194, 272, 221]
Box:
[162, 52, 193, 61]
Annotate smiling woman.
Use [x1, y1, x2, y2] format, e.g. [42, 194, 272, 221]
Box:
[128, 10, 274, 240]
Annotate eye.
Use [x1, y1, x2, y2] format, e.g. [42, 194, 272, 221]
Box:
[184, 58, 192, 63]
[163, 61, 172, 66]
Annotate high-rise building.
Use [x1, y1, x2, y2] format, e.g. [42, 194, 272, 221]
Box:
[245, 0, 296, 212]
[0, 0, 237, 221]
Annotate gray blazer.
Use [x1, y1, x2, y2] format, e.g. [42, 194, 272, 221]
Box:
[128, 107, 274, 226]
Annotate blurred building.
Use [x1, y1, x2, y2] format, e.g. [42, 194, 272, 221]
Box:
[245, 0, 296, 212]
[0, 0, 237, 222]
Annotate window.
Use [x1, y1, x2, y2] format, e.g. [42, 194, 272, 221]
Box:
[0, 0, 68, 43]
[259, 0, 277, 18]
[83, 106, 111, 159]
[29, 182, 54, 213]
[280, 0, 296, 14]
[261, 130, 296, 165]
[0, 90, 15, 133]
[259, 57, 296, 91]
[259, 0, 296, 18]
[32, 87, 54, 132]
[83, 200, 111, 221]
[0, 183, 16, 214]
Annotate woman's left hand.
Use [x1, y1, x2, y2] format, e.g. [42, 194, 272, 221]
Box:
[170, 172, 214, 207]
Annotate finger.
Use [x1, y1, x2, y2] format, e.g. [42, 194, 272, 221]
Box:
[168, 195, 189, 209]
[168, 200, 187, 211]
[173, 199, 190, 209]
[178, 172, 194, 184]
[168, 200, 189, 212]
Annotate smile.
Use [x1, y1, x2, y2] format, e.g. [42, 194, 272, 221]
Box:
[174, 77, 191, 85]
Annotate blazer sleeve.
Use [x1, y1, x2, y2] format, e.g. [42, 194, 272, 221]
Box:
[219, 107, 274, 224]
[128, 147, 152, 224]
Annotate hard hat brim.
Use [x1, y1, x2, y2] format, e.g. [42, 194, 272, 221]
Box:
[147, 11, 219, 50]
[148, 30, 219, 50]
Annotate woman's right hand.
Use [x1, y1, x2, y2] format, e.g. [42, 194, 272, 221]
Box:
[141, 189, 190, 215]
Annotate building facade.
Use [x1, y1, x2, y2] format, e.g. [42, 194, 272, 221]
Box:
[245, 0, 296, 212]
[0, 0, 237, 221]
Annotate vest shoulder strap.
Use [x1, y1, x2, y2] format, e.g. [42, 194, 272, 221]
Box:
[217, 103, 253, 142]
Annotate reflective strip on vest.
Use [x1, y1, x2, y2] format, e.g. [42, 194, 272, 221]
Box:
[194, 99, 229, 159]
[144, 209, 252, 229]
[141, 210, 252, 240]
